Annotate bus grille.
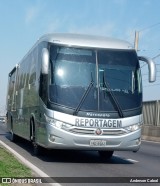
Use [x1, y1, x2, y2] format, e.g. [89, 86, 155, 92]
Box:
[63, 127, 127, 136]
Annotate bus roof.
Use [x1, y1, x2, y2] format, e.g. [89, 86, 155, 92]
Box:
[38, 33, 133, 50]
[9, 33, 134, 73]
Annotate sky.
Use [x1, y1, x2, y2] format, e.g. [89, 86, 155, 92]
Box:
[0, 0, 160, 114]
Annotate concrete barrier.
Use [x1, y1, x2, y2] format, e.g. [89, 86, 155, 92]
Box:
[142, 125, 160, 142]
[142, 100, 160, 142]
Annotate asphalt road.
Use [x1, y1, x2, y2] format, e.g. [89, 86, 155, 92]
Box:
[0, 122, 160, 186]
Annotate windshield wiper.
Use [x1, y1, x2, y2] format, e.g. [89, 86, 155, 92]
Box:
[73, 74, 94, 116]
[102, 72, 124, 118]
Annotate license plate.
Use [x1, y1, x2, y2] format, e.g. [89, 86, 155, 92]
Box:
[90, 140, 106, 147]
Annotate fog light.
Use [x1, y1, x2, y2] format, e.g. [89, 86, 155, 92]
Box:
[49, 134, 55, 142]
[136, 138, 141, 145]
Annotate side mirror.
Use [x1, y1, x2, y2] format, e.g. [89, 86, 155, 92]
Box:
[138, 56, 156, 82]
[42, 48, 49, 74]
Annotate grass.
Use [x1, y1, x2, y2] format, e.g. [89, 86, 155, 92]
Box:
[0, 146, 33, 185]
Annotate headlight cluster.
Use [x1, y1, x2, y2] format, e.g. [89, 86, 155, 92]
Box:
[125, 123, 142, 132]
[45, 114, 73, 129]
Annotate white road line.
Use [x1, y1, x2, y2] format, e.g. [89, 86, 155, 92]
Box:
[114, 155, 139, 163]
[0, 140, 61, 186]
[142, 139, 160, 144]
[126, 159, 139, 163]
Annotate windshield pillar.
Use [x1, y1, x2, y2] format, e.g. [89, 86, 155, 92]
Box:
[95, 50, 100, 111]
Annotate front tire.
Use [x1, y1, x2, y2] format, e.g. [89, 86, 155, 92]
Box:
[98, 150, 114, 159]
[10, 128, 17, 142]
[30, 118, 41, 156]
[32, 141, 42, 156]
[10, 118, 18, 142]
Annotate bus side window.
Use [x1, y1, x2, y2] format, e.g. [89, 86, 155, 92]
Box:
[8, 72, 16, 110]
[29, 52, 36, 85]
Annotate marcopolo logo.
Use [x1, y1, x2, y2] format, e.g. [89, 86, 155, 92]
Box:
[86, 112, 110, 118]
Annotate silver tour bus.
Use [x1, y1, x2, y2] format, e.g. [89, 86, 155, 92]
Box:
[6, 33, 156, 158]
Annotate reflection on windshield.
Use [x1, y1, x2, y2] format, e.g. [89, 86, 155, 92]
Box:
[49, 45, 142, 113]
[49, 47, 98, 110]
[100, 70, 124, 118]
[99, 66, 140, 94]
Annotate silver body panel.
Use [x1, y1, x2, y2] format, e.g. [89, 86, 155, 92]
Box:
[42, 109, 142, 151]
[39, 33, 133, 49]
[21, 33, 133, 62]
[46, 109, 142, 128]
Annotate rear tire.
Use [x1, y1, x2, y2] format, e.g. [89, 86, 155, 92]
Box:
[98, 150, 114, 159]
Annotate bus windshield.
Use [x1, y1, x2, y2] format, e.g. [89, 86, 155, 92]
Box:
[49, 45, 142, 114]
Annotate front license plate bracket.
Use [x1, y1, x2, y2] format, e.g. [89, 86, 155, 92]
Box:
[90, 140, 106, 147]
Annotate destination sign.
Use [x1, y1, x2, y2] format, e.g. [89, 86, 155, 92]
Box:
[75, 118, 122, 128]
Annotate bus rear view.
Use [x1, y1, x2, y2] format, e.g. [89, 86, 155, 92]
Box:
[7, 34, 156, 158]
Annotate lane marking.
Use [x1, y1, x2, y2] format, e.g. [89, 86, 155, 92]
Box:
[114, 155, 139, 163]
[142, 140, 160, 144]
[126, 158, 139, 163]
[0, 140, 61, 186]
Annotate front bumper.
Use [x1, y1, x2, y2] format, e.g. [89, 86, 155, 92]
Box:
[44, 125, 141, 152]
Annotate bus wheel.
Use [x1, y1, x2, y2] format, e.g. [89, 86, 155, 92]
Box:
[10, 119, 17, 142]
[98, 150, 114, 159]
[30, 119, 41, 156]
[10, 128, 17, 142]
[32, 142, 41, 156]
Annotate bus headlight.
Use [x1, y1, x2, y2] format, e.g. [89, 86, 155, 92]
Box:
[45, 114, 73, 129]
[45, 115, 63, 128]
[54, 120, 63, 128]
[125, 123, 142, 132]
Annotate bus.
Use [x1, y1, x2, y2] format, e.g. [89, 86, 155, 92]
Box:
[6, 33, 156, 158]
